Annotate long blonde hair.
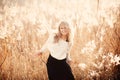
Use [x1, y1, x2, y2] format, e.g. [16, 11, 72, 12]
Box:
[54, 21, 72, 43]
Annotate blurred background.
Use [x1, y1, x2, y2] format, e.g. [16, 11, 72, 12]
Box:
[0, 0, 120, 80]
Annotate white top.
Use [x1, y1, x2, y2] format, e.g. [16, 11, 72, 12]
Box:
[40, 33, 72, 60]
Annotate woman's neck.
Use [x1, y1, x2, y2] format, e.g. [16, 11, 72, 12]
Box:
[61, 35, 67, 41]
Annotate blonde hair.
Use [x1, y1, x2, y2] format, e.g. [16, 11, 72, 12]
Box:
[54, 21, 73, 43]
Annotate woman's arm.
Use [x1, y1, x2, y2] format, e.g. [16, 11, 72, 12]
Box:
[67, 43, 72, 61]
[35, 33, 53, 56]
[34, 40, 48, 56]
[66, 52, 73, 65]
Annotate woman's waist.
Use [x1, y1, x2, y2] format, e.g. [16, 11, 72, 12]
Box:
[49, 54, 66, 62]
[50, 52, 67, 60]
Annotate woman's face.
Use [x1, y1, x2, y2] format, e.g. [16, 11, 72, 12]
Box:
[59, 25, 69, 36]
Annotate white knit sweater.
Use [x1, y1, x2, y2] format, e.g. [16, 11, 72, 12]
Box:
[40, 33, 72, 61]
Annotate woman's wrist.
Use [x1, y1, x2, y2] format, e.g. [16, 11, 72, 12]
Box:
[66, 59, 72, 64]
[37, 51, 42, 56]
[34, 51, 42, 57]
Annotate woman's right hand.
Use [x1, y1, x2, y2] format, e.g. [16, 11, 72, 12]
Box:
[34, 51, 42, 57]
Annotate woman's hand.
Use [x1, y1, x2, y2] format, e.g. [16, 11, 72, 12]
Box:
[34, 51, 42, 57]
[66, 60, 74, 65]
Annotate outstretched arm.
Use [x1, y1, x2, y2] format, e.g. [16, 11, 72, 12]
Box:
[34, 32, 53, 57]
[34, 39, 49, 57]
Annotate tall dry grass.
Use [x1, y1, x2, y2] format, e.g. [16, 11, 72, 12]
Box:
[0, 0, 120, 80]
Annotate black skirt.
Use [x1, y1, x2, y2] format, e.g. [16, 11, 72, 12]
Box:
[46, 55, 75, 80]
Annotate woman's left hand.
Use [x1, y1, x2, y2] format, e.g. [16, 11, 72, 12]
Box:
[67, 60, 74, 65]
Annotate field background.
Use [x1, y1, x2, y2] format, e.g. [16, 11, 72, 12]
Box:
[0, 0, 120, 80]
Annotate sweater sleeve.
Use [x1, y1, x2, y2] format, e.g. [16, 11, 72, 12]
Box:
[40, 34, 53, 53]
[66, 42, 73, 61]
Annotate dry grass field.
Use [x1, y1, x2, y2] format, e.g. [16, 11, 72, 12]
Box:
[0, 0, 120, 80]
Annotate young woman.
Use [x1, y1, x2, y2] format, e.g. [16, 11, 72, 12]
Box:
[35, 21, 75, 80]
